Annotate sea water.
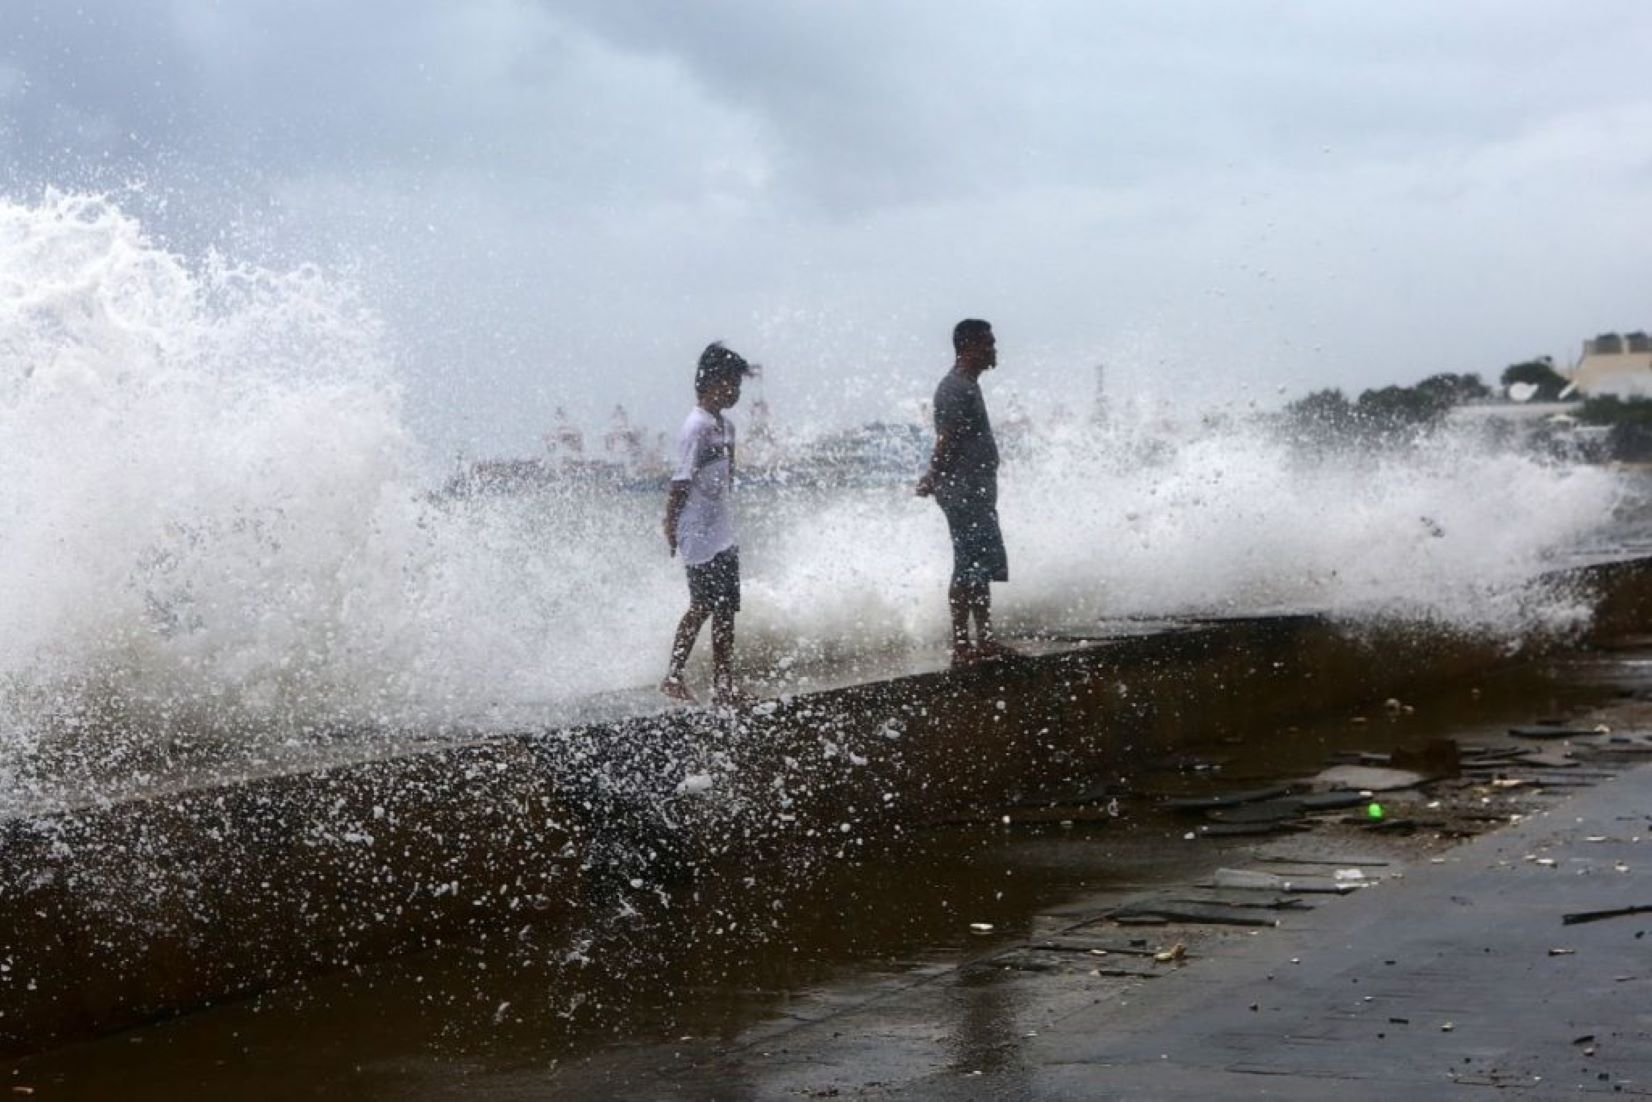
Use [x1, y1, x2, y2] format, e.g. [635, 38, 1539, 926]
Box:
[0, 193, 1627, 808]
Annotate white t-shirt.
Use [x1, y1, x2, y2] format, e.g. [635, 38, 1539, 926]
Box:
[673, 406, 737, 565]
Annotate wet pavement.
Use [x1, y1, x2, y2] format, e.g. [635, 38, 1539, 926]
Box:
[613, 752, 1652, 1099]
[7, 648, 1652, 1099]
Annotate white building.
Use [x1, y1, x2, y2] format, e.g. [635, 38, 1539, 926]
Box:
[1560, 332, 1652, 398]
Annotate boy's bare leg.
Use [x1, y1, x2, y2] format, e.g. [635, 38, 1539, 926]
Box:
[662, 606, 710, 701]
[710, 607, 750, 705]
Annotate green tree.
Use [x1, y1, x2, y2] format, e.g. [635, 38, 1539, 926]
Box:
[1282, 388, 1356, 437]
[1499, 359, 1570, 401]
[1355, 384, 1452, 431]
[1415, 372, 1492, 405]
[1577, 394, 1652, 427]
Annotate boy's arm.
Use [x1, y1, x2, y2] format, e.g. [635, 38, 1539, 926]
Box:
[663, 481, 691, 556]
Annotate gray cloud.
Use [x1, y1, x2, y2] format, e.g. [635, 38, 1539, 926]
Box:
[2, 1, 1649, 456]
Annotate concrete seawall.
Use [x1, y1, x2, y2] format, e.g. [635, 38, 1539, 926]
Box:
[4, 558, 1649, 1056]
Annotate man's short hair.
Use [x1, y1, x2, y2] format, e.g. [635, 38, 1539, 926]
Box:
[695, 342, 755, 394]
[953, 318, 993, 352]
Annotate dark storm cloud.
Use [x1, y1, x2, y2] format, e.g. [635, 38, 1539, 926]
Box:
[0, 0, 205, 181]
[1, 1, 1649, 454]
[10, 1, 1644, 211]
[550, 0, 1652, 212]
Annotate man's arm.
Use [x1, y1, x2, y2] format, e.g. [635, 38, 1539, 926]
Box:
[663, 481, 691, 556]
[915, 431, 954, 497]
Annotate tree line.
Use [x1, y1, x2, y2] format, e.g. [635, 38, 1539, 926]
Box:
[1281, 359, 1578, 440]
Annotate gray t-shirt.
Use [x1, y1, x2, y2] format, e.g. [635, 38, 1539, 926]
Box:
[932, 369, 998, 505]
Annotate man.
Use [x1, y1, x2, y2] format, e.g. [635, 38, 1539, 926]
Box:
[661, 342, 756, 706]
[916, 319, 1020, 668]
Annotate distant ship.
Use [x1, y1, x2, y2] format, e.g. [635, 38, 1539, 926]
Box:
[443, 405, 670, 496]
[445, 383, 1053, 498]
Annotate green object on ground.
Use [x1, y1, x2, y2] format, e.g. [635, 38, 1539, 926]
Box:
[1367, 802, 1385, 820]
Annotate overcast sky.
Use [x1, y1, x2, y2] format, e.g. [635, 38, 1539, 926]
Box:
[3, 1, 1650, 457]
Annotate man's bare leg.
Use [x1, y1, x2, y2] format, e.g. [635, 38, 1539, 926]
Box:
[662, 606, 710, 701]
[949, 579, 986, 667]
[971, 588, 1023, 661]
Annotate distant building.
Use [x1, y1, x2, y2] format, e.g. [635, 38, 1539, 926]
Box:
[602, 405, 666, 476]
[544, 406, 585, 465]
[1561, 331, 1652, 399]
[743, 394, 783, 471]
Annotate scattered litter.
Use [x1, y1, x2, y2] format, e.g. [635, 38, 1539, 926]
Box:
[1313, 765, 1425, 792]
[1110, 899, 1279, 927]
[1208, 868, 1356, 894]
[1206, 798, 1305, 824]
[969, 923, 995, 934]
[1515, 751, 1578, 769]
[1199, 820, 1310, 837]
[1441, 1021, 1455, 1032]
[1509, 725, 1593, 741]
[1547, 948, 1576, 956]
[1153, 943, 1187, 963]
[1563, 904, 1652, 926]
[1296, 791, 1369, 812]
[1163, 785, 1293, 811]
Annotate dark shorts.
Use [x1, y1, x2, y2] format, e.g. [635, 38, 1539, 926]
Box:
[939, 499, 1008, 586]
[686, 546, 741, 613]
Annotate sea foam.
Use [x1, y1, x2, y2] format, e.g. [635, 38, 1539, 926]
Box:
[0, 194, 1625, 803]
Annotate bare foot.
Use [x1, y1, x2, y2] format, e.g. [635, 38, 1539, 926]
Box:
[660, 675, 698, 704]
[973, 638, 1025, 663]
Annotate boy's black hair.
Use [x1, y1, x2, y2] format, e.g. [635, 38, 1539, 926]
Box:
[695, 342, 756, 394]
[953, 318, 993, 352]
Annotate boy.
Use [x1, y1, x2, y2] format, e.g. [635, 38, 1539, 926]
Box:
[660, 342, 757, 706]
